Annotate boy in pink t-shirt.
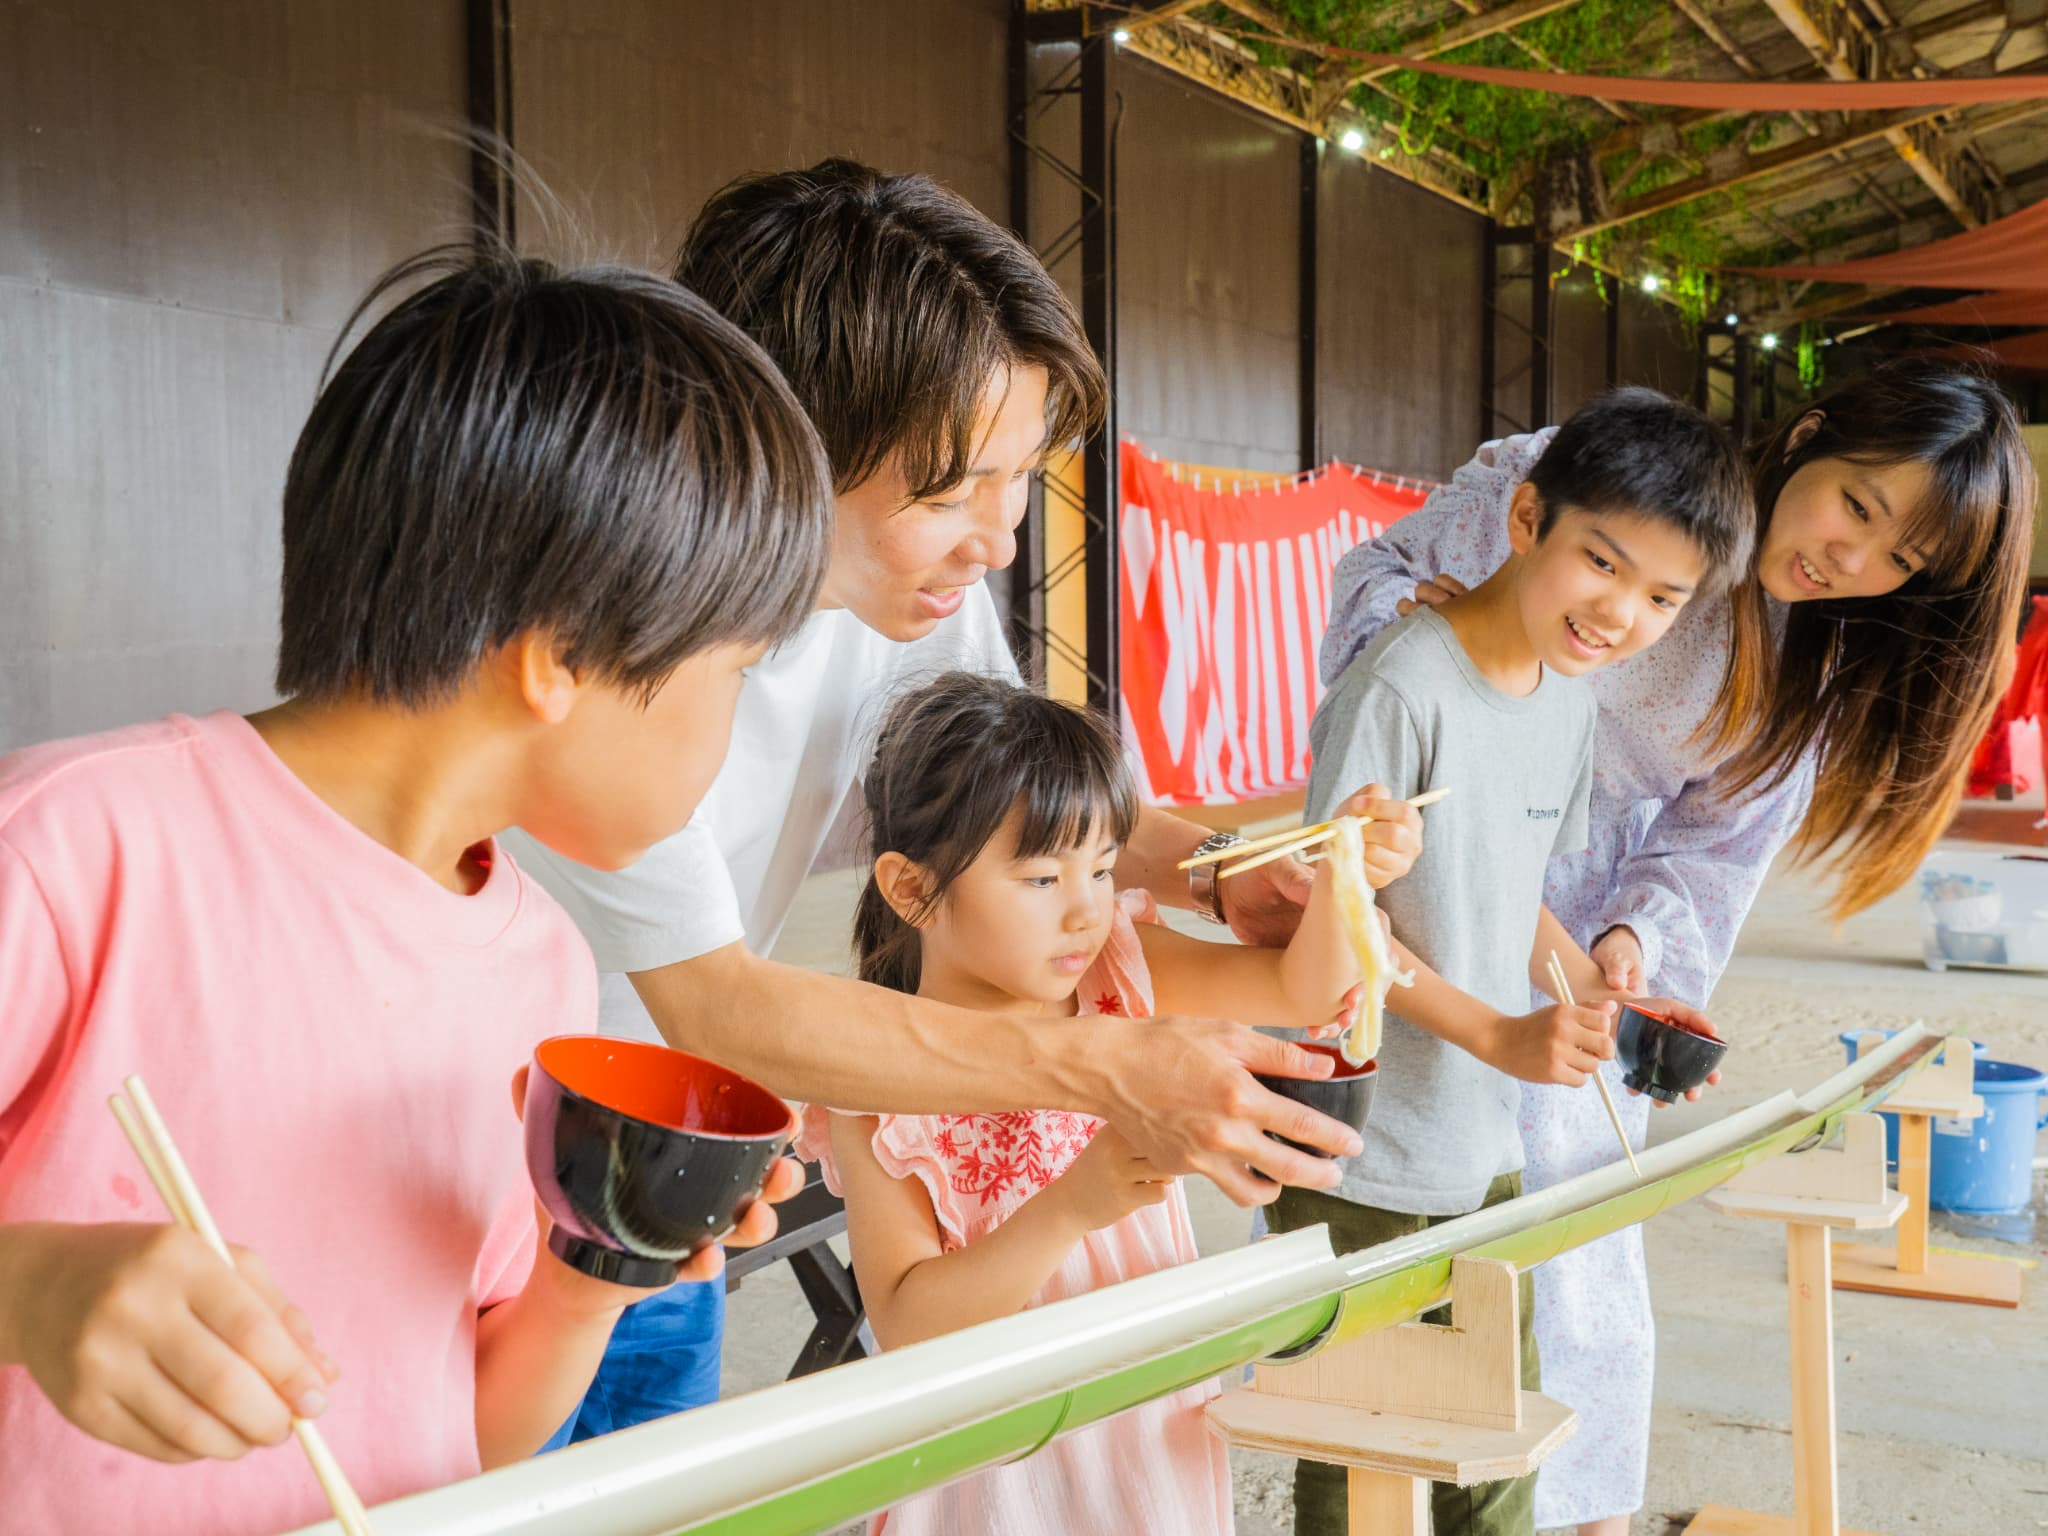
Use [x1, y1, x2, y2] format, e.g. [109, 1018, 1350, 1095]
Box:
[0, 248, 833, 1535]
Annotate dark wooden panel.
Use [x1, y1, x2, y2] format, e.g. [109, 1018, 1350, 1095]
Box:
[1112, 58, 1301, 473]
[1317, 153, 1486, 481]
[511, 0, 1010, 267]
[1550, 267, 1609, 424]
[1, 1, 467, 748]
[1618, 289, 1699, 399]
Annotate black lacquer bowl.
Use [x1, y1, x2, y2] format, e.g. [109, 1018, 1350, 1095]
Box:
[1255, 1042, 1379, 1156]
[1615, 1004, 1729, 1104]
[524, 1035, 798, 1287]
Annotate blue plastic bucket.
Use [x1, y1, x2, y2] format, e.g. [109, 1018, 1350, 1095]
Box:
[1838, 1031, 2046, 1214]
[1838, 1031, 1987, 1171]
[1931, 1060, 2048, 1214]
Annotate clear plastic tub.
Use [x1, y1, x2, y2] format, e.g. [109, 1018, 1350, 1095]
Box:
[1919, 850, 2048, 973]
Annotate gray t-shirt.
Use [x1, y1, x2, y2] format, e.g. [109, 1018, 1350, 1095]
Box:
[1305, 606, 1595, 1216]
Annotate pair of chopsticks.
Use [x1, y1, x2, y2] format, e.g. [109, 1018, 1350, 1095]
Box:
[109, 1077, 378, 1536]
[1544, 952, 1641, 1178]
[1180, 787, 1453, 883]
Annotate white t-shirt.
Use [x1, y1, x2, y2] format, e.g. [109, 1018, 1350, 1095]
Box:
[505, 583, 1019, 1039]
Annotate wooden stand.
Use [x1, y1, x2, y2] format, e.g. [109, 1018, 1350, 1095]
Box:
[1685, 1112, 1904, 1536]
[1206, 1256, 1575, 1535]
[1828, 1037, 2021, 1310]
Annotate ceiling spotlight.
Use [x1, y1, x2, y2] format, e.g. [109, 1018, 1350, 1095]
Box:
[1724, 312, 1740, 326]
[1760, 333, 1779, 350]
[1112, 27, 1131, 42]
[1640, 273, 1661, 293]
[1339, 127, 1366, 153]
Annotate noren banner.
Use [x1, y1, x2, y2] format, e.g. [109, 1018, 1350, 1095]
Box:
[1118, 441, 1431, 806]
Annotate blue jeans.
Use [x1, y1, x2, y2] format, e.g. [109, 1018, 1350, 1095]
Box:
[540, 1280, 725, 1450]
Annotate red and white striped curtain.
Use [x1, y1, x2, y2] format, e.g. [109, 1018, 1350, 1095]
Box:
[1118, 440, 1433, 806]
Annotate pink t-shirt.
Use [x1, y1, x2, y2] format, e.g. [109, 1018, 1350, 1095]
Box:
[0, 712, 595, 1535]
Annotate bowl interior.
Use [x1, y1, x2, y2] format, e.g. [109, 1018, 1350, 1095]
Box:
[535, 1035, 793, 1141]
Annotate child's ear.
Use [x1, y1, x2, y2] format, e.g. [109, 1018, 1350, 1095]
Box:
[874, 852, 937, 927]
[507, 630, 580, 725]
[1506, 481, 1545, 556]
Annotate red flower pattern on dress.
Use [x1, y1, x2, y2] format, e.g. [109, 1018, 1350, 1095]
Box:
[936, 1109, 1101, 1204]
[1093, 992, 1124, 1016]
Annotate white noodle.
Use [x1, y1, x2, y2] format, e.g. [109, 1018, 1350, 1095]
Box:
[1331, 817, 1413, 1066]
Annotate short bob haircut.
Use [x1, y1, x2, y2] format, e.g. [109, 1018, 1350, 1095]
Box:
[674, 158, 1106, 500]
[277, 244, 834, 705]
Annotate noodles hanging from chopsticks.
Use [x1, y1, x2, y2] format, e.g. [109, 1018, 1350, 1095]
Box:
[1329, 818, 1413, 1066]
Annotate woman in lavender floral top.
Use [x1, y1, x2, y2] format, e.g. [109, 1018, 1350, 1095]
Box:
[1319, 359, 2034, 1535]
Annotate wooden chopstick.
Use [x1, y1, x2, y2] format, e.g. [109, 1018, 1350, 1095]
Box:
[109, 1077, 378, 1536]
[1545, 953, 1641, 1178]
[1178, 787, 1454, 873]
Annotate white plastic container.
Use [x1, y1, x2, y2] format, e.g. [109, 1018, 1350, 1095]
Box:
[1919, 849, 2048, 972]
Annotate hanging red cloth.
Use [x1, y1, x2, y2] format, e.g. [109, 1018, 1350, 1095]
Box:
[1736, 195, 2048, 289]
[1849, 291, 2048, 328]
[1970, 596, 2048, 797]
[1308, 41, 2048, 111]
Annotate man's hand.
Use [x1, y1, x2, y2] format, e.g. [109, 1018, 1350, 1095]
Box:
[1393, 572, 1469, 618]
[1590, 926, 1645, 995]
[1482, 1001, 1617, 1086]
[1220, 783, 1423, 946]
[1089, 1017, 1361, 1205]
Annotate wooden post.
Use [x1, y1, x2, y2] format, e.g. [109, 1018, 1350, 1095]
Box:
[1894, 1112, 1932, 1275]
[1786, 1223, 1839, 1535]
[1348, 1466, 1427, 1535]
[1688, 1113, 1901, 1536]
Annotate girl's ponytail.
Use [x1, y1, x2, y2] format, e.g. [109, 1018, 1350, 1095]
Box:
[854, 874, 924, 993]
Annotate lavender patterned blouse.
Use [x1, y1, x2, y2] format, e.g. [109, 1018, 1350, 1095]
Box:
[1320, 429, 1815, 1007]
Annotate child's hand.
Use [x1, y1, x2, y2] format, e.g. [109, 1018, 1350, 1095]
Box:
[1489, 1001, 1618, 1086]
[5, 1221, 334, 1464]
[1331, 784, 1423, 890]
[1589, 926, 1645, 994]
[1052, 1128, 1171, 1232]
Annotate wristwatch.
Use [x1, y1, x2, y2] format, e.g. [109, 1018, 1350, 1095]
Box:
[1186, 831, 1247, 925]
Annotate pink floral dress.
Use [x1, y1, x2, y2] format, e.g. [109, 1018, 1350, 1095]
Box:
[799, 892, 1234, 1536]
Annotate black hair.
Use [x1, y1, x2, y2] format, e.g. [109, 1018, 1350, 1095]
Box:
[854, 673, 1140, 994]
[276, 244, 834, 704]
[674, 158, 1106, 500]
[1526, 386, 1753, 590]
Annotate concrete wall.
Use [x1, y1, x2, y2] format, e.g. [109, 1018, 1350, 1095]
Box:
[0, 0, 468, 750]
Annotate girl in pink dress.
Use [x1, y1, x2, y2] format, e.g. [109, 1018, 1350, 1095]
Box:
[800, 671, 1412, 1536]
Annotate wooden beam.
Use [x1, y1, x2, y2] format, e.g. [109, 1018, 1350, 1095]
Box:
[1564, 90, 2048, 239]
[1757, 0, 1994, 228]
[1349, 0, 1590, 85]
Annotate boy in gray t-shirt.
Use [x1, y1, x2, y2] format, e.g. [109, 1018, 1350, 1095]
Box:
[1275, 389, 1752, 1536]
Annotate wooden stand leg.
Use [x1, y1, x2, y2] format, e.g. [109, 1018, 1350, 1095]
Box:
[1786, 1224, 1839, 1536]
[1348, 1466, 1427, 1536]
[1893, 1113, 1931, 1277]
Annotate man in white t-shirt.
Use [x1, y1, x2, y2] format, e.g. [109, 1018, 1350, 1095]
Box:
[508, 161, 1424, 1442]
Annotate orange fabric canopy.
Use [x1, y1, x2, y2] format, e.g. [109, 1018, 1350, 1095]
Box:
[1853, 291, 2048, 327]
[1319, 43, 2048, 110]
[1736, 194, 2048, 289]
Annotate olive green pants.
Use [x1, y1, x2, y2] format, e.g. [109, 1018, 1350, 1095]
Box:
[1268, 1174, 1539, 1536]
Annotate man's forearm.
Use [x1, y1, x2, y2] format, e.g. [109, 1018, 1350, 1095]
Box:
[631, 945, 1111, 1117]
[1120, 804, 1211, 912]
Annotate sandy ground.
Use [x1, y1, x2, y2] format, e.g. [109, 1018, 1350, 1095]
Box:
[721, 813, 2048, 1535]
